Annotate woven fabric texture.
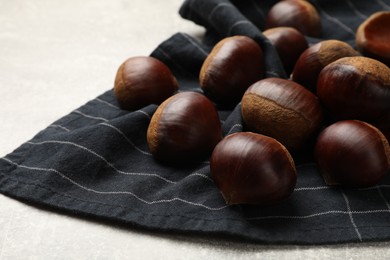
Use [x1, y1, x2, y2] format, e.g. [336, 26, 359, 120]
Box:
[1, 0, 390, 245]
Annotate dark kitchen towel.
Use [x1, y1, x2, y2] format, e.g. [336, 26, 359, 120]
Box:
[1, 0, 390, 245]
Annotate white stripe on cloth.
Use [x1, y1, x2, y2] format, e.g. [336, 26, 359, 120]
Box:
[25, 140, 175, 183]
[342, 191, 363, 241]
[346, 0, 367, 20]
[247, 209, 390, 221]
[95, 97, 120, 110]
[180, 33, 209, 56]
[98, 122, 152, 156]
[73, 110, 109, 122]
[313, 0, 356, 37]
[376, 0, 390, 10]
[48, 124, 71, 132]
[3, 156, 390, 222]
[24, 140, 212, 183]
[0, 157, 226, 211]
[249, 0, 265, 19]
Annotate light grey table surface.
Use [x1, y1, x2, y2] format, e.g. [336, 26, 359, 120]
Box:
[1, 0, 390, 259]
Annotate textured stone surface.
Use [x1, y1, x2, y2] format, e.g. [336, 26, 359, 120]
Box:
[1, 0, 390, 259]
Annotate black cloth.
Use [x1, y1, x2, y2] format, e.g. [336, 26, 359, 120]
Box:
[1, 0, 390, 245]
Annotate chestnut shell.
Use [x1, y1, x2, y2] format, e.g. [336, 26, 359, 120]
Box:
[241, 77, 323, 151]
[317, 56, 390, 124]
[292, 40, 358, 93]
[315, 120, 390, 187]
[114, 56, 178, 111]
[265, 0, 321, 37]
[199, 35, 264, 107]
[210, 132, 297, 205]
[147, 92, 222, 164]
[356, 11, 390, 67]
[263, 26, 309, 76]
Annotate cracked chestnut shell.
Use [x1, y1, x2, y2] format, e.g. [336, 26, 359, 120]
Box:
[263, 26, 309, 76]
[147, 92, 222, 164]
[210, 132, 297, 205]
[317, 56, 390, 128]
[114, 56, 179, 111]
[356, 11, 390, 67]
[241, 77, 323, 151]
[315, 120, 390, 187]
[199, 35, 264, 107]
[292, 40, 358, 93]
[265, 0, 321, 37]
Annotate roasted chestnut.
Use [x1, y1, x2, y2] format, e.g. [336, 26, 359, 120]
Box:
[147, 92, 222, 164]
[292, 40, 358, 93]
[241, 77, 323, 151]
[263, 26, 309, 76]
[199, 35, 264, 107]
[114, 56, 179, 111]
[356, 11, 390, 67]
[210, 132, 297, 205]
[315, 120, 390, 187]
[317, 56, 390, 126]
[265, 0, 321, 37]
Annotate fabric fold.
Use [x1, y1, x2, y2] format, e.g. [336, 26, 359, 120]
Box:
[179, 0, 286, 78]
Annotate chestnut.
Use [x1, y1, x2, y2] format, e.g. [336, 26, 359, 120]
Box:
[241, 77, 323, 151]
[210, 132, 297, 205]
[263, 26, 309, 76]
[147, 91, 222, 164]
[114, 56, 179, 111]
[199, 35, 264, 107]
[315, 120, 390, 187]
[265, 0, 321, 37]
[356, 11, 390, 67]
[292, 40, 358, 93]
[317, 56, 390, 125]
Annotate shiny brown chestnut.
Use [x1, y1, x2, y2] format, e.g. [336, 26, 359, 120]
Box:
[210, 132, 297, 205]
[292, 40, 358, 93]
[241, 77, 323, 151]
[114, 56, 179, 111]
[265, 0, 321, 37]
[317, 56, 390, 126]
[263, 26, 309, 76]
[199, 35, 264, 107]
[147, 91, 222, 164]
[356, 11, 390, 67]
[315, 120, 390, 187]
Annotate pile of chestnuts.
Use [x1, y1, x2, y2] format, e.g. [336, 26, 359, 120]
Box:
[113, 0, 390, 206]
